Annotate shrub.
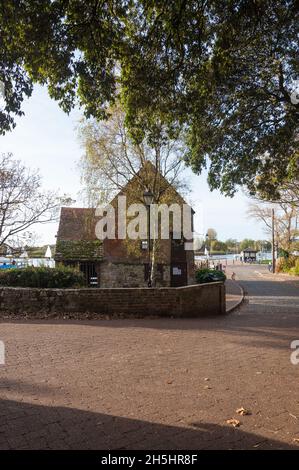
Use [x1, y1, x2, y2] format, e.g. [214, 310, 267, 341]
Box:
[289, 259, 299, 276]
[0, 265, 85, 288]
[275, 256, 297, 273]
[195, 268, 226, 284]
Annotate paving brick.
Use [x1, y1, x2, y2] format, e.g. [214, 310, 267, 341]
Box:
[0, 264, 298, 449]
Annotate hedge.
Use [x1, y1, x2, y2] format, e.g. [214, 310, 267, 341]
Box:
[0, 266, 85, 288]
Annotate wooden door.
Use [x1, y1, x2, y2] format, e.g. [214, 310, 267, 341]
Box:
[171, 262, 187, 287]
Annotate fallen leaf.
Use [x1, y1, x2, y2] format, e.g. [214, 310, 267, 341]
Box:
[226, 418, 241, 427]
[236, 407, 251, 416]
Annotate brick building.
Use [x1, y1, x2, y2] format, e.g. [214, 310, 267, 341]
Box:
[55, 164, 195, 287]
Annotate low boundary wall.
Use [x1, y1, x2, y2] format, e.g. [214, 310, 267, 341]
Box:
[0, 282, 225, 318]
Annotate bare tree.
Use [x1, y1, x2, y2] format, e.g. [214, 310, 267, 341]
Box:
[0, 153, 69, 250]
[78, 104, 189, 206]
[78, 104, 190, 285]
[248, 202, 299, 252]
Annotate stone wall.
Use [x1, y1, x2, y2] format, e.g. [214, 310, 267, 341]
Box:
[0, 282, 225, 318]
[100, 262, 171, 288]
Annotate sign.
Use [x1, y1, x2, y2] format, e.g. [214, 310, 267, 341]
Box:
[173, 267, 182, 275]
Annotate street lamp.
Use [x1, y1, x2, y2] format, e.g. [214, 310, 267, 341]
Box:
[205, 233, 210, 268]
[143, 189, 154, 206]
[205, 233, 209, 252]
[143, 189, 154, 287]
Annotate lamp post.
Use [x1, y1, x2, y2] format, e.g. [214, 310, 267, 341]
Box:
[205, 233, 210, 268]
[205, 233, 209, 255]
[272, 208, 276, 273]
[143, 189, 154, 287]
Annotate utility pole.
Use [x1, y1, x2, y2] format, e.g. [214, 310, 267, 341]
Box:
[272, 208, 276, 273]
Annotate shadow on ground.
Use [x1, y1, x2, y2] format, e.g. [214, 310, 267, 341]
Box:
[0, 398, 297, 450]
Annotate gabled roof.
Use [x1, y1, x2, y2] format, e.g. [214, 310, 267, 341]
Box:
[55, 162, 193, 261]
[55, 208, 103, 261]
[109, 160, 194, 210]
[56, 207, 97, 241]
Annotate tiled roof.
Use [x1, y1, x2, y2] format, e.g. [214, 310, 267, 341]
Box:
[56, 207, 97, 241]
[55, 208, 103, 261]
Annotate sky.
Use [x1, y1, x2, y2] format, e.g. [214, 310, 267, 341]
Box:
[0, 85, 267, 245]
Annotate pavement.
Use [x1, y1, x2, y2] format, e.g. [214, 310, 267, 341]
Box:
[0, 264, 299, 449]
[225, 278, 244, 312]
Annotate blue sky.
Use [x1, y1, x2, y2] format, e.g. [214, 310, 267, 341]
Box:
[0, 85, 266, 245]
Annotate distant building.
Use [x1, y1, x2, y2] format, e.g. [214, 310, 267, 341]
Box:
[55, 164, 195, 287]
[241, 249, 258, 263]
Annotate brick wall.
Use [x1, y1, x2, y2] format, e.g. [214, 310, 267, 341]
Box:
[0, 282, 225, 318]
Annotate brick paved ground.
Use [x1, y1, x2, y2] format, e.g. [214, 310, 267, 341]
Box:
[0, 264, 299, 449]
[225, 278, 244, 311]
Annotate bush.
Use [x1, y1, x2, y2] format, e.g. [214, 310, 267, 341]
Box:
[0, 265, 85, 288]
[289, 259, 299, 276]
[275, 256, 297, 273]
[195, 268, 226, 284]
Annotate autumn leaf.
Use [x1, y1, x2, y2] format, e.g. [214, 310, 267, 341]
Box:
[226, 419, 241, 427]
[236, 407, 251, 416]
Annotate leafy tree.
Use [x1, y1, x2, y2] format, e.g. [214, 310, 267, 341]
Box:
[0, 1, 298, 196]
[254, 240, 272, 252]
[211, 240, 227, 252]
[254, 164, 299, 207]
[239, 239, 256, 251]
[206, 228, 217, 241]
[225, 238, 238, 252]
